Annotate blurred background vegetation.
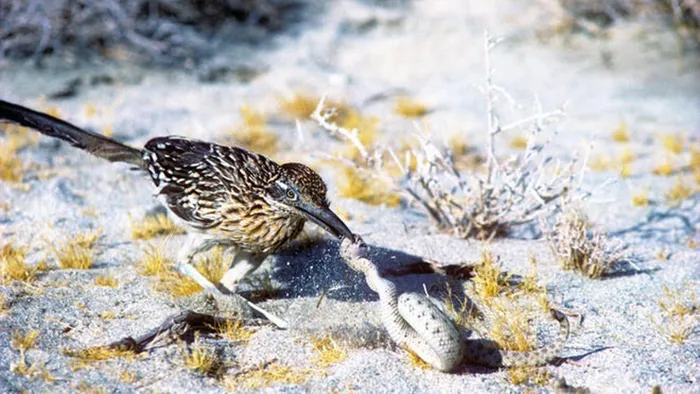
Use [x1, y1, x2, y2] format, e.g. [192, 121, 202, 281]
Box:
[0, 0, 697, 67]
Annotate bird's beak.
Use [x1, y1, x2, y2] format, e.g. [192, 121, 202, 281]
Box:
[297, 203, 354, 240]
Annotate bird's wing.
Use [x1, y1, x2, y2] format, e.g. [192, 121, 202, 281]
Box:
[142, 136, 281, 230]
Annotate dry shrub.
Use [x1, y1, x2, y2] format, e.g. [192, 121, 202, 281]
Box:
[543, 206, 625, 278]
[312, 33, 577, 240]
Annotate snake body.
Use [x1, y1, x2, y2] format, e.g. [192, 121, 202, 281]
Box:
[340, 237, 569, 372]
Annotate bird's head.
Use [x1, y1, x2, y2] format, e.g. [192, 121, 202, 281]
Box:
[267, 162, 353, 240]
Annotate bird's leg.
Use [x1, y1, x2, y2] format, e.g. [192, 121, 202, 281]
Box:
[176, 235, 223, 296]
[176, 235, 288, 329]
[218, 250, 267, 294]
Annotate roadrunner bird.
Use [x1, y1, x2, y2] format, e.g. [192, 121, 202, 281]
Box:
[0, 99, 353, 308]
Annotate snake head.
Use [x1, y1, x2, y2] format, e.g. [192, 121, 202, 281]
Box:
[340, 233, 367, 262]
[351, 233, 366, 247]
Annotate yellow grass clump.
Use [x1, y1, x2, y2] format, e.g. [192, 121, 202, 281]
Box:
[181, 338, 221, 377]
[509, 135, 529, 150]
[99, 311, 116, 320]
[194, 246, 227, 285]
[611, 121, 630, 142]
[278, 93, 320, 119]
[653, 156, 674, 176]
[0, 294, 7, 315]
[519, 254, 547, 305]
[309, 334, 348, 368]
[472, 250, 511, 301]
[154, 268, 203, 298]
[443, 283, 478, 330]
[617, 148, 635, 178]
[1, 244, 36, 283]
[690, 144, 699, 183]
[652, 284, 697, 344]
[94, 274, 119, 288]
[661, 133, 684, 154]
[130, 213, 185, 240]
[64, 345, 137, 370]
[223, 361, 313, 390]
[0, 122, 39, 183]
[53, 237, 95, 270]
[243, 270, 279, 300]
[337, 166, 400, 207]
[11, 330, 40, 351]
[137, 243, 171, 276]
[143, 243, 226, 298]
[588, 154, 612, 172]
[229, 105, 279, 156]
[406, 349, 432, 370]
[488, 299, 537, 353]
[632, 189, 650, 207]
[0, 143, 23, 182]
[394, 97, 430, 118]
[506, 365, 551, 386]
[665, 178, 694, 205]
[120, 369, 139, 384]
[214, 319, 256, 342]
[338, 108, 379, 147]
[11, 356, 55, 382]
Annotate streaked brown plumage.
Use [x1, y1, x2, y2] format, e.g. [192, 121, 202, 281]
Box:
[143, 137, 326, 254]
[0, 99, 353, 297]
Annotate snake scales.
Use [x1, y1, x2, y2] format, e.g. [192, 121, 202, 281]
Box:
[339, 236, 570, 372]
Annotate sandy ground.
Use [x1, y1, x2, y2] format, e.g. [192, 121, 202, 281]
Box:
[1, 1, 699, 393]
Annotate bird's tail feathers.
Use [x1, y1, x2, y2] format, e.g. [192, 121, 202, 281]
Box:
[0, 99, 144, 167]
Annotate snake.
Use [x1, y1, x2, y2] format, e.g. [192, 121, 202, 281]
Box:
[339, 236, 570, 372]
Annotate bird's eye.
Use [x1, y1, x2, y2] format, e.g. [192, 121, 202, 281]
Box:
[286, 190, 296, 200]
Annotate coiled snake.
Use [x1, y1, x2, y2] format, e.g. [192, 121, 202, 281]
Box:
[340, 236, 569, 372]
